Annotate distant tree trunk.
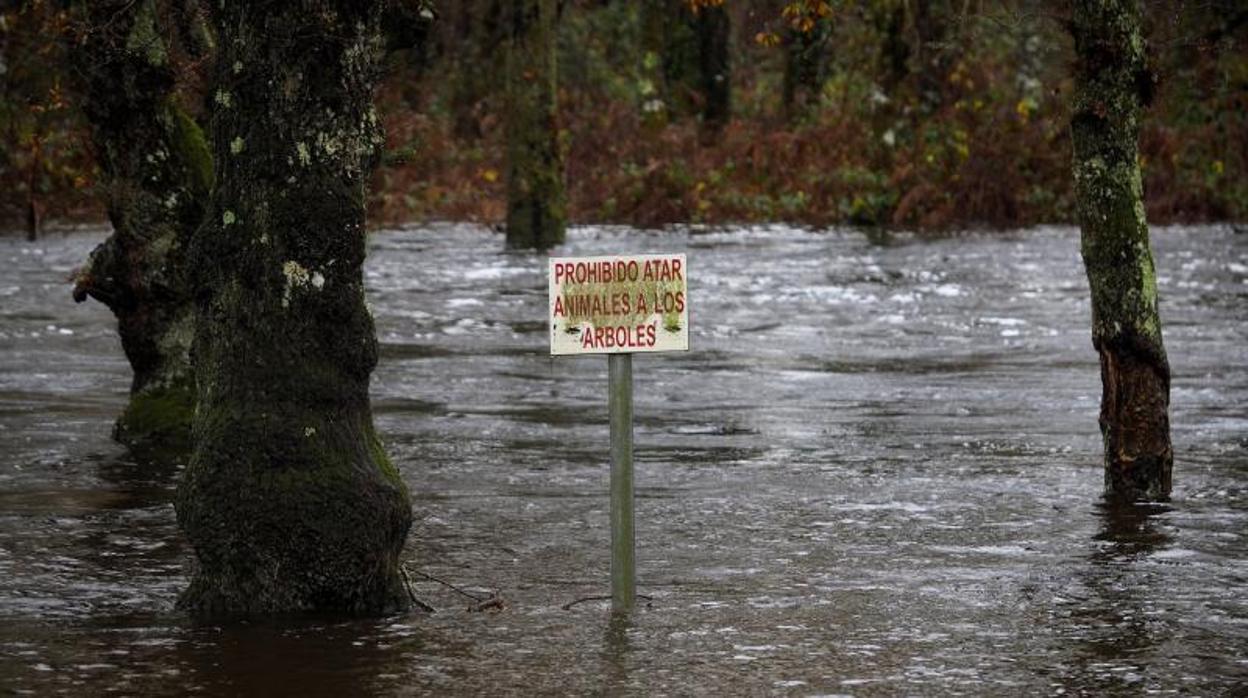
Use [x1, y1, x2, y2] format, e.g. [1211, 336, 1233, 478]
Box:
[695, 2, 732, 132]
[910, 0, 952, 110]
[176, 0, 412, 614]
[640, 0, 730, 133]
[870, 0, 951, 110]
[504, 0, 566, 249]
[1070, 0, 1172, 501]
[25, 150, 42, 242]
[876, 2, 910, 93]
[782, 19, 831, 118]
[639, 0, 671, 126]
[71, 0, 210, 457]
[449, 0, 505, 140]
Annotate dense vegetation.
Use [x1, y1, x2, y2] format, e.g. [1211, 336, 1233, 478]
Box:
[3, 1, 1244, 232]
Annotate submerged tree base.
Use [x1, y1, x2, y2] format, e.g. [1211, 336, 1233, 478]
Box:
[1098, 342, 1173, 502]
[177, 434, 410, 615]
[177, 407, 411, 615]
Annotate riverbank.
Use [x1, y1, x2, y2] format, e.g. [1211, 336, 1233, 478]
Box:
[4, 3, 1245, 236]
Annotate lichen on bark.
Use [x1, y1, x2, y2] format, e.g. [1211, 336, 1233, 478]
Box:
[504, 0, 567, 249]
[1070, 0, 1172, 501]
[176, 0, 411, 615]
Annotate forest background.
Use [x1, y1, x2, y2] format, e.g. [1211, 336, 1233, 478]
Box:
[2, 0, 1245, 234]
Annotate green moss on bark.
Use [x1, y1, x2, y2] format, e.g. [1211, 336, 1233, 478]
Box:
[115, 379, 195, 459]
[165, 103, 214, 197]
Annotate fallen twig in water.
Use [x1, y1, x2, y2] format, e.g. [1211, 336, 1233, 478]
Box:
[406, 566, 506, 611]
[406, 567, 487, 601]
[561, 594, 654, 611]
[469, 594, 506, 613]
[399, 565, 438, 613]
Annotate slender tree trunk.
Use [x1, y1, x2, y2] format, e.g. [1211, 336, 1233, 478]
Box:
[176, 0, 411, 614]
[640, 0, 730, 133]
[639, 0, 671, 127]
[504, 0, 566, 249]
[25, 147, 42, 242]
[1070, 0, 1172, 501]
[876, 2, 910, 94]
[654, 0, 699, 115]
[71, 0, 210, 457]
[695, 2, 731, 133]
[911, 0, 951, 110]
[782, 19, 831, 119]
[449, 0, 504, 140]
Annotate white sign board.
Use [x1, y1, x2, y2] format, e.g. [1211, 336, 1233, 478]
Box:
[549, 254, 689, 355]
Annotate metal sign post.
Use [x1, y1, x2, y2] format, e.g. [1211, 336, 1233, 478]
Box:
[549, 253, 688, 615]
[608, 353, 635, 612]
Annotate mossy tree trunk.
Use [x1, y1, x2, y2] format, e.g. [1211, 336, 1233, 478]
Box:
[176, 0, 411, 615]
[1070, 0, 1173, 501]
[504, 0, 566, 249]
[71, 0, 211, 457]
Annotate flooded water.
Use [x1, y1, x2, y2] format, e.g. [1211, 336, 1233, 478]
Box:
[1, 224, 1246, 695]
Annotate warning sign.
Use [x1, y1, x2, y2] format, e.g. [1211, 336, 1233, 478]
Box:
[549, 254, 689, 355]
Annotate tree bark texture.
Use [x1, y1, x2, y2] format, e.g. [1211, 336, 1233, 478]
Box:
[504, 0, 566, 249]
[72, 0, 210, 457]
[176, 0, 411, 614]
[1070, 0, 1173, 501]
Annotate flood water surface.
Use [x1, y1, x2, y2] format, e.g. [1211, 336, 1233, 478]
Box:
[1, 225, 1246, 694]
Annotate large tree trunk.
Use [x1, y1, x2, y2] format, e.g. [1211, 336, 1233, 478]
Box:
[504, 0, 566, 249]
[71, 0, 210, 458]
[176, 0, 411, 614]
[1070, 0, 1173, 501]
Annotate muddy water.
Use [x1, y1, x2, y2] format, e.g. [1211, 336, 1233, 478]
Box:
[1, 225, 1245, 695]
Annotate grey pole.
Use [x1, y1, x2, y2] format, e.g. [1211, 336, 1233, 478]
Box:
[608, 352, 635, 613]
